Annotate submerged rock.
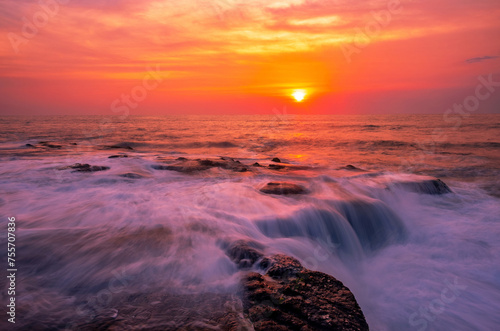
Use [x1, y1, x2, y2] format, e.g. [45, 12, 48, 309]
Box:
[73, 292, 249, 331]
[39, 141, 62, 149]
[394, 178, 452, 195]
[268, 164, 286, 170]
[118, 173, 144, 179]
[108, 154, 129, 158]
[271, 157, 281, 163]
[260, 182, 306, 195]
[59, 163, 110, 172]
[105, 144, 134, 150]
[243, 254, 369, 331]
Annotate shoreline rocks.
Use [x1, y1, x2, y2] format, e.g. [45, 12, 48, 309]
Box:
[221, 241, 369, 330]
[59, 163, 110, 172]
[392, 178, 452, 195]
[339, 165, 365, 172]
[152, 158, 248, 173]
[243, 254, 369, 330]
[260, 182, 307, 195]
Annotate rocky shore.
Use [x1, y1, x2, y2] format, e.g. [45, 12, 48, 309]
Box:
[66, 241, 369, 331]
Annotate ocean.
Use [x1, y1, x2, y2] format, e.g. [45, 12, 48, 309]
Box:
[0, 114, 499, 330]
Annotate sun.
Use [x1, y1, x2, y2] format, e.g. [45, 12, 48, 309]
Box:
[292, 90, 307, 102]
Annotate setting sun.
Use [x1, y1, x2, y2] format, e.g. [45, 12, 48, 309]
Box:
[292, 90, 307, 102]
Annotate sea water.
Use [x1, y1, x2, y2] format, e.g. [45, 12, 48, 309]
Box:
[0, 114, 499, 330]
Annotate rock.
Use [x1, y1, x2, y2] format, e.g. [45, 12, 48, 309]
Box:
[253, 162, 263, 167]
[223, 240, 265, 269]
[118, 173, 144, 179]
[394, 178, 452, 195]
[73, 292, 249, 331]
[152, 158, 248, 173]
[268, 164, 286, 170]
[243, 254, 369, 331]
[59, 163, 110, 172]
[108, 154, 129, 159]
[40, 142, 62, 149]
[105, 144, 134, 150]
[176, 157, 188, 161]
[263, 254, 303, 279]
[25, 143, 34, 147]
[340, 165, 364, 171]
[271, 157, 281, 163]
[260, 182, 306, 195]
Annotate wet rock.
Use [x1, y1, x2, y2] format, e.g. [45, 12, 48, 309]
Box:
[223, 240, 265, 269]
[59, 163, 110, 172]
[105, 144, 134, 150]
[271, 157, 281, 163]
[268, 164, 286, 170]
[394, 178, 452, 195]
[25, 143, 35, 147]
[260, 182, 306, 195]
[243, 254, 369, 331]
[108, 154, 129, 158]
[152, 158, 248, 173]
[118, 173, 144, 179]
[73, 292, 249, 331]
[340, 164, 365, 171]
[40, 142, 62, 149]
[253, 162, 263, 167]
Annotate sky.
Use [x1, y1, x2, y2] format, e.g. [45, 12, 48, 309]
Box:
[0, 0, 499, 115]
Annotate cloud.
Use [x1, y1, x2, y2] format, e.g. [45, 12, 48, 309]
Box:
[465, 55, 499, 64]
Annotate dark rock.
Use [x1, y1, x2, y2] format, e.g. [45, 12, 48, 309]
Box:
[105, 144, 134, 150]
[118, 173, 144, 179]
[25, 143, 34, 147]
[108, 154, 129, 159]
[268, 164, 286, 170]
[223, 240, 264, 269]
[152, 158, 248, 173]
[59, 163, 110, 172]
[70, 143, 78, 145]
[260, 182, 306, 195]
[72, 292, 250, 331]
[394, 178, 452, 195]
[176, 157, 188, 161]
[340, 164, 365, 171]
[253, 162, 263, 167]
[243, 254, 369, 331]
[264, 254, 303, 279]
[40, 142, 62, 149]
[271, 157, 281, 163]
[199, 159, 216, 166]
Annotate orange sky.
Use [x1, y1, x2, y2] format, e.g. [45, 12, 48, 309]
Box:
[0, 0, 499, 115]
